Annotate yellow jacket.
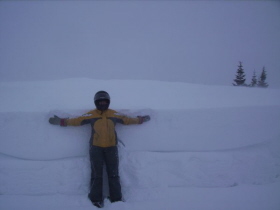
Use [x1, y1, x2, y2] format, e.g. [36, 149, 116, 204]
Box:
[65, 109, 141, 147]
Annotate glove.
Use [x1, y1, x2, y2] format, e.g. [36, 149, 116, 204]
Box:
[138, 115, 151, 124]
[49, 115, 66, 126]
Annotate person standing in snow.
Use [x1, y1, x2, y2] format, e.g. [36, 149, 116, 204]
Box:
[48, 91, 150, 208]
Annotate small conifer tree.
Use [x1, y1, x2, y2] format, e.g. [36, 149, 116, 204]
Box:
[257, 67, 268, 88]
[233, 62, 246, 86]
[250, 70, 257, 87]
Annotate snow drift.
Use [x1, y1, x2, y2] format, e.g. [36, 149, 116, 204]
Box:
[1, 78, 280, 210]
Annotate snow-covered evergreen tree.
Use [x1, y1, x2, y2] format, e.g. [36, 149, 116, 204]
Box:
[233, 62, 246, 86]
[250, 70, 257, 87]
[257, 67, 269, 88]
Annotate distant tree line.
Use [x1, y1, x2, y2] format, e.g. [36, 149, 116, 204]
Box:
[233, 61, 268, 88]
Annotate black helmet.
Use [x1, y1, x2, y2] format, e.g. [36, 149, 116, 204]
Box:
[94, 91, 110, 111]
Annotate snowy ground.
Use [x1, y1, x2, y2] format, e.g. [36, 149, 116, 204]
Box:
[1, 78, 280, 210]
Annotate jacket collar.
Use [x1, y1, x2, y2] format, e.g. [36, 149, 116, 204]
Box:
[95, 109, 109, 115]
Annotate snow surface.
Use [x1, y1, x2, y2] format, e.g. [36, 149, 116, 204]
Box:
[1, 78, 280, 210]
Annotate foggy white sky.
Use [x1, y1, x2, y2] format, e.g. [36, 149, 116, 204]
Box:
[0, 1, 280, 87]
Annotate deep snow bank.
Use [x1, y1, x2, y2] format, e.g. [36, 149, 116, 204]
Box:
[0, 107, 280, 160]
[1, 79, 280, 210]
[1, 78, 280, 160]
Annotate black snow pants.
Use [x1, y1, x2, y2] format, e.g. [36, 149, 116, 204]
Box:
[88, 146, 122, 202]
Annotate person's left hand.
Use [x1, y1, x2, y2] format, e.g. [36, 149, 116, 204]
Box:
[138, 115, 151, 124]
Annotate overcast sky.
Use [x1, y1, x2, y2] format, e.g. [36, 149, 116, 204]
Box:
[0, 1, 280, 87]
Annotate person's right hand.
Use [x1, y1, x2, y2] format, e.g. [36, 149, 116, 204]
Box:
[49, 115, 62, 125]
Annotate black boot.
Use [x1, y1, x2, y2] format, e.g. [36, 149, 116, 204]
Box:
[88, 194, 104, 208]
[93, 201, 104, 208]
